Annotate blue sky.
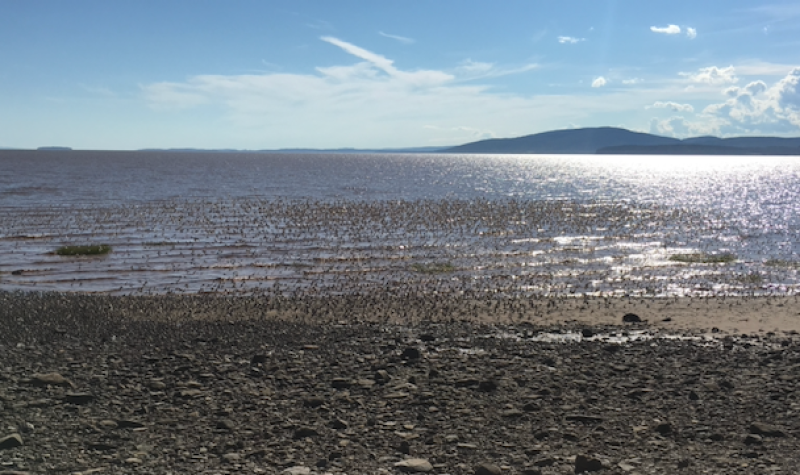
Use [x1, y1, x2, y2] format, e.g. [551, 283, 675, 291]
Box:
[2, 1, 799, 149]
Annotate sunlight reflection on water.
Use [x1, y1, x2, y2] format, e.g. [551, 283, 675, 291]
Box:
[1, 151, 799, 296]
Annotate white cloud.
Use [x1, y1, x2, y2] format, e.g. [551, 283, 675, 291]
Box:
[141, 37, 579, 147]
[651, 24, 681, 35]
[649, 101, 694, 113]
[456, 59, 494, 75]
[455, 59, 538, 80]
[649, 116, 691, 137]
[379, 31, 415, 44]
[702, 68, 800, 132]
[622, 78, 643, 85]
[139, 36, 798, 148]
[558, 36, 584, 44]
[680, 66, 738, 85]
[686, 27, 697, 39]
[319, 36, 453, 87]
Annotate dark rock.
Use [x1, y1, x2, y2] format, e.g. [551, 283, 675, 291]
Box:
[117, 419, 145, 429]
[455, 378, 480, 388]
[749, 422, 787, 437]
[374, 369, 392, 384]
[30, 372, 73, 387]
[533, 456, 556, 466]
[474, 462, 502, 475]
[744, 434, 763, 445]
[0, 434, 23, 450]
[401, 347, 421, 360]
[477, 380, 498, 392]
[622, 313, 642, 323]
[293, 427, 319, 439]
[581, 328, 594, 338]
[522, 402, 540, 412]
[250, 354, 269, 365]
[329, 418, 348, 430]
[331, 378, 351, 389]
[216, 419, 236, 432]
[64, 392, 94, 405]
[574, 454, 604, 473]
[419, 334, 436, 342]
[303, 397, 325, 408]
[399, 440, 411, 454]
[88, 442, 117, 451]
[655, 422, 673, 435]
[501, 409, 524, 418]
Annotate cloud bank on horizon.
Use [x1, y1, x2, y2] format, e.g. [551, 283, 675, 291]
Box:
[1, 1, 799, 149]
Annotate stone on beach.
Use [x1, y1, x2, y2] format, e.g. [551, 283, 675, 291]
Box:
[0, 434, 23, 450]
[30, 372, 73, 387]
[394, 458, 434, 472]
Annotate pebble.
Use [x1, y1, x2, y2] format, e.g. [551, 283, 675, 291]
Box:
[282, 467, 311, 475]
[0, 434, 23, 450]
[30, 372, 73, 387]
[394, 458, 434, 472]
[574, 455, 604, 473]
[474, 462, 502, 475]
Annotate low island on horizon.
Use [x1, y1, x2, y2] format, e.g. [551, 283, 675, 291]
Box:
[5, 126, 800, 155]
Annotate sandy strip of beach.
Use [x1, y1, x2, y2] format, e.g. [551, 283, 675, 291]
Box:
[3, 291, 799, 336]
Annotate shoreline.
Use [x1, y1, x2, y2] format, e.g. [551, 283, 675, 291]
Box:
[2, 290, 800, 338]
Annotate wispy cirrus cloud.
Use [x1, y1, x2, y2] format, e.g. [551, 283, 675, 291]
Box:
[379, 31, 415, 44]
[686, 27, 697, 39]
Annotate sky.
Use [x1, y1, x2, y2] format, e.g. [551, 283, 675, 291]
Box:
[1, 1, 800, 150]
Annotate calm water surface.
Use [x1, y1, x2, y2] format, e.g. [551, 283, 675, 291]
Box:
[1, 150, 799, 296]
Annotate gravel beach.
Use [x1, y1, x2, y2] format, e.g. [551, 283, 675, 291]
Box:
[2, 291, 800, 474]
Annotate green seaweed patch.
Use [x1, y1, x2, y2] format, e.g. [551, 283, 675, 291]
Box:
[765, 259, 800, 268]
[411, 262, 457, 274]
[669, 252, 736, 264]
[54, 244, 112, 256]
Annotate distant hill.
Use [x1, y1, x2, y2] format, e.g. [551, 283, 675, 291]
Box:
[37, 146, 73, 151]
[597, 144, 800, 155]
[443, 127, 800, 155]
